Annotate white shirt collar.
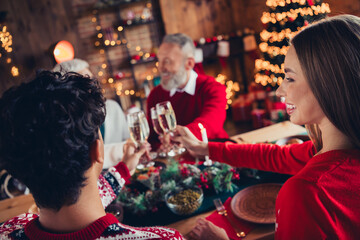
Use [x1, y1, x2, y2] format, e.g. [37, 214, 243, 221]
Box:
[169, 70, 198, 97]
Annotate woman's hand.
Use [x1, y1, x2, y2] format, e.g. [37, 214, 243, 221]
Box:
[121, 140, 151, 175]
[172, 126, 209, 157]
[187, 218, 229, 240]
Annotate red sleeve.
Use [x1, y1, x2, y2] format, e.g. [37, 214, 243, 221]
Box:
[275, 178, 336, 239]
[113, 162, 131, 182]
[208, 140, 315, 175]
[185, 78, 228, 140]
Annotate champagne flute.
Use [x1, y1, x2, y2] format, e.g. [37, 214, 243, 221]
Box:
[127, 110, 153, 169]
[150, 107, 167, 158]
[156, 101, 185, 156]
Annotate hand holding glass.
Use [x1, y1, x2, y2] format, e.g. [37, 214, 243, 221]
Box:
[127, 110, 153, 169]
[156, 101, 185, 156]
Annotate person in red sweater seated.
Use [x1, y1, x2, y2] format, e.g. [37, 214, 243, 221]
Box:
[146, 33, 228, 150]
[175, 15, 360, 240]
[0, 71, 184, 240]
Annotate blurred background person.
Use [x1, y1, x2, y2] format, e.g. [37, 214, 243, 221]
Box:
[146, 33, 228, 151]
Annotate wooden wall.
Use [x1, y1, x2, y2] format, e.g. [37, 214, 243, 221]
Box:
[159, 0, 245, 40]
[0, 0, 83, 95]
[160, 0, 360, 39]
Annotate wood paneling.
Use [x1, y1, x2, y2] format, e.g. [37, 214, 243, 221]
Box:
[160, 0, 243, 40]
[160, 0, 360, 38]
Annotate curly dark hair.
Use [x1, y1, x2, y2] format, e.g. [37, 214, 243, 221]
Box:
[0, 71, 106, 210]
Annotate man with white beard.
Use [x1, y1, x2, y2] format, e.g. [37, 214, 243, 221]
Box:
[147, 33, 228, 150]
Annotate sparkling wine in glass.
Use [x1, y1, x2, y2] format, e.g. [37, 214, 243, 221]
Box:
[156, 101, 185, 156]
[127, 110, 153, 169]
[151, 107, 166, 158]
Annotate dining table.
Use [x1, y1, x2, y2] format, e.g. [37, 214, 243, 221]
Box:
[0, 121, 307, 239]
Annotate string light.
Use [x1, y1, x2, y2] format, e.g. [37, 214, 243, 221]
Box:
[1, 24, 19, 77]
[215, 74, 240, 109]
[11, 66, 19, 77]
[261, 3, 330, 24]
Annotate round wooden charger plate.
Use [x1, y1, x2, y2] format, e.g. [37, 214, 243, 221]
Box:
[230, 183, 282, 224]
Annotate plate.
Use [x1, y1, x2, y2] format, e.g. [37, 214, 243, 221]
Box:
[275, 135, 310, 146]
[230, 183, 282, 224]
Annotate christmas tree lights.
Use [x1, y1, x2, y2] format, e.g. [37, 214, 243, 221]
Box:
[255, 0, 330, 87]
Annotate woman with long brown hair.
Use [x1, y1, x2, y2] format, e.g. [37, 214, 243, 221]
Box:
[175, 14, 360, 239]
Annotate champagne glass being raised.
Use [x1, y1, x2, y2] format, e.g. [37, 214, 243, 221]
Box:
[127, 110, 153, 169]
[155, 101, 185, 156]
[150, 107, 167, 158]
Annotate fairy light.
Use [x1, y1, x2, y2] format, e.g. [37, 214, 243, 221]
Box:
[260, 27, 302, 43]
[1, 24, 19, 77]
[261, 3, 330, 24]
[11, 66, 19, 77]
[215, 74, 240, 109]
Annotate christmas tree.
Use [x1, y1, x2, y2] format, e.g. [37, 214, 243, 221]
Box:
[255, 0, 330, 88]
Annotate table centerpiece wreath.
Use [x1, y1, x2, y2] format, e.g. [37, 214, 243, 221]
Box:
[116, 159, 241, 215]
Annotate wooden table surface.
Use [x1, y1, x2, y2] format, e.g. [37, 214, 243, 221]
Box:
[0, 121, 306, 239]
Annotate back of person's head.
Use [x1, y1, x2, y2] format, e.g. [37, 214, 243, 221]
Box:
[0, 71, 105, 210]
[292, 14, 360, 149]
[162, 33, 196, 58]
[52, 58, 89, 75]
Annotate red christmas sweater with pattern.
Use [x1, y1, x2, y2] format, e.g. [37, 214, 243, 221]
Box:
[0, 162, 184, 240]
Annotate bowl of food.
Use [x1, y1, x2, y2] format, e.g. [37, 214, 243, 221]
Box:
[165, 187, 203, 215]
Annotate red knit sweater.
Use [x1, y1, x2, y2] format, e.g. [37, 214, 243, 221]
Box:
[147, 74, 228, 148]
[0, 162, 184, 240]
[209, 141, 360, 239]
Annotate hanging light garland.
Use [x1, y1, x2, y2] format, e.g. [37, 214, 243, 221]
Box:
[0, 24, 19, 77]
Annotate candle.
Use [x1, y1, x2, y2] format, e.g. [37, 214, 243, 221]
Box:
[198, 123, 208, 143]
[198, 123, 212, 166]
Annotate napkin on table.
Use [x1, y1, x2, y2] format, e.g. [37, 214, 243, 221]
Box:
[206, 197, 256, 240]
